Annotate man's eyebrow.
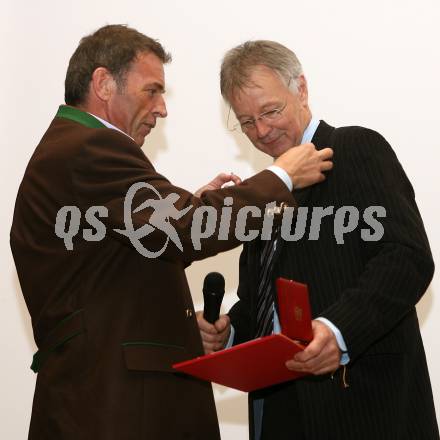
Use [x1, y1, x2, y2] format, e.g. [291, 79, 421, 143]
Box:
[260, 100, 283, 111]
[236, 112, 251, 120]
[236, 100, 282, 120]
[145, 82, 166, 92]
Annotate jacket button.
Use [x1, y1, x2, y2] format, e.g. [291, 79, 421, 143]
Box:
[185, 309, 193, 318]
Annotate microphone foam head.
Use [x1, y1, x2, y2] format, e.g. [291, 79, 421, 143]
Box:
[203, 272, 225, 293]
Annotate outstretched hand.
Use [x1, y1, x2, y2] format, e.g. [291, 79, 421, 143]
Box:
[194, 172, 242, 198]
[274, 143, 333, 189]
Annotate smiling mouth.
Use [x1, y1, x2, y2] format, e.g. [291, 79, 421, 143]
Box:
[262, 135, 282, 145]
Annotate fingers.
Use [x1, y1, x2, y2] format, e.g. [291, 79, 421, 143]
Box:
[285, 343, 339, 374]
[196, 311, 231, 354]
[194, 172, 242, 198]
[285, 347, 340, 374]
[285, 320, 341, 375]
[196, 310, 217, 334]
[318, 148, 334, 174]
[229, 173, 242, 185]
[212, 173, 233, 187]
[214, 314, 230, 333]
[199, 329, 223, 344]
[319, 147, 334, 160]
[210, 172, 242, 188]
[275, 143, 334, 189]
[320, 160, 333, 172]
[200, 330, 226, 353]
[200, 330, 230, 353]
[299, 145, 333, 187]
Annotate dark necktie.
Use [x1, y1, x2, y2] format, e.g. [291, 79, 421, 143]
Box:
[255, 225, 280, 337]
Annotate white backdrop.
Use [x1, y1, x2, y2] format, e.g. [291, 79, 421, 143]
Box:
[2, 0, 440, 438]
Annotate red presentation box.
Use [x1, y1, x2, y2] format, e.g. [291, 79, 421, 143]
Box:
[173, 278, 313, 392]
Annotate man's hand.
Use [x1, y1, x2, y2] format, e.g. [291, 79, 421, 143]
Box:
[285, 320, 341, 375]
[194, 173, 242, 198]
[196, 311, 231, 354]
[274, 143, 333, 189]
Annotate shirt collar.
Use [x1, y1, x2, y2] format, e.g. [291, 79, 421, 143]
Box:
[301, 117, 320, 144]
[88, 113, 134, 140]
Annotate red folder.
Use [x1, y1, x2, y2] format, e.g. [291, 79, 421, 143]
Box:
[276, 278, 313, 342]
[173, 278, 313, 392]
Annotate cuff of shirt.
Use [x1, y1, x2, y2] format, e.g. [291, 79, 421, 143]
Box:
[225, 325, 235, 349]
[316, 317, 350, 365]
[266, 165, 293, 192]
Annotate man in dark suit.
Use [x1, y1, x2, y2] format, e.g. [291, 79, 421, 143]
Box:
[10, 28, 334, 440]
[198, 40, 438, 439]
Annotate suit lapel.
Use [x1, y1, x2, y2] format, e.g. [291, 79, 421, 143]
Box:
[311, 120, 335, 149]
[293, 120, 335, 205]
[273, 120, 336, 295]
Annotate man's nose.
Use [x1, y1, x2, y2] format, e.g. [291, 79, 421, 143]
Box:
[154, 94, 167, 118]
[255, 119, 271, 138]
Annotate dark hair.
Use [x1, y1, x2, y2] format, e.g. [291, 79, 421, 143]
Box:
[65, 24, 171, 105]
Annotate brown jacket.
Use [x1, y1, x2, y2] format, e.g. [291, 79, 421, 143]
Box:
[10, 106, 295, 440]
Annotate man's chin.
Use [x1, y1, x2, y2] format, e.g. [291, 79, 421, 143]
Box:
[261, 142, 291, 159]
[136, 127, 152, 146]
[134, 134, 147, 146]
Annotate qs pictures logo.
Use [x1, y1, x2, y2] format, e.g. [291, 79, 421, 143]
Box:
[55, 182, 386, 258]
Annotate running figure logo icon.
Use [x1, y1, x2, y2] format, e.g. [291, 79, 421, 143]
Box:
[115, 182, 192, 258]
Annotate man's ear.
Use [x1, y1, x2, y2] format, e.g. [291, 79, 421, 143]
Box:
[296, 75, 309, 106]
[90, 67, 116, 102]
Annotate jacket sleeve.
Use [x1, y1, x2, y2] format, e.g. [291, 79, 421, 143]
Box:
[320, 128, 434, 361]
[71, 128, 296, 263]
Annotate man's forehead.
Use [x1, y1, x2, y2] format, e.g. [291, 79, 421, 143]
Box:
[231, 66, 286, 97]
[129, 52, 165, 85]
[230, 80, 288, 116]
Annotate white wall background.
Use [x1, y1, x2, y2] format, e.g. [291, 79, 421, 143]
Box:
[2, 0, 439, 438]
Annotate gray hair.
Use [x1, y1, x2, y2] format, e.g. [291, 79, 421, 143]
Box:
[220, 40, 303, 102]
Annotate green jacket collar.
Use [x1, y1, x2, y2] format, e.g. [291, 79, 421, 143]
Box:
[56, 105, 106, 129]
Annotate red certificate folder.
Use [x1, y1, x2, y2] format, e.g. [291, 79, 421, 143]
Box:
[173, 278, 313, 392]
[276, 278, 313, 343]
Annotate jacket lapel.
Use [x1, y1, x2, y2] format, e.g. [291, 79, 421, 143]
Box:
[56, 105, 106, 129]
[293, 120, 335, 205]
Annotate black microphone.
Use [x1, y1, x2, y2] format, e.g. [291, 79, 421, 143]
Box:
[203, 272, 225, 324]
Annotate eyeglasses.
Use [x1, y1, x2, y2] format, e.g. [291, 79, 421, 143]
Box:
[227, 100, 288, 134]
